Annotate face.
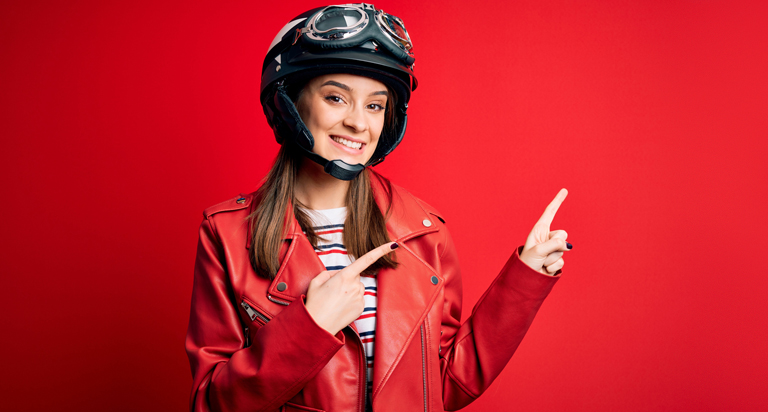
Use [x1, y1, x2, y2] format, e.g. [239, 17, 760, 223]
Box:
[297, 73, 388, 167]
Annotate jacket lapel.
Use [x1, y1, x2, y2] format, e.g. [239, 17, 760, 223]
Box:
[263, 201, 327, 304]
[369, 175, 443, 398]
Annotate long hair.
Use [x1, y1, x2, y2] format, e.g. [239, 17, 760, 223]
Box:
[248, 85, 399, 279]
[247, 147, 398, 279]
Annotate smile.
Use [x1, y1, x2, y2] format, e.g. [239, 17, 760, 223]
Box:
[331, 135, 364, 151]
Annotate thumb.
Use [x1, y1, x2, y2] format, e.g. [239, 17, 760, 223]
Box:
[520, 237, 569, 274]
[531, 236, 570, 259]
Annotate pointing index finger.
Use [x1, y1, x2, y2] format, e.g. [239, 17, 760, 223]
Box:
[536, 188, 568, 227]
[341, 241, 398, 277]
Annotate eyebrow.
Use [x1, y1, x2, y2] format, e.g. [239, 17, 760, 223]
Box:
[321, 80, 388, 97]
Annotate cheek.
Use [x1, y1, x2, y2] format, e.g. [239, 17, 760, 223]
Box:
[371, 116, 386, 142]
[301, 105, 326, 136]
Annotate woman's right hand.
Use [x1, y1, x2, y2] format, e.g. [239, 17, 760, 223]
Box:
[305, 241, 398, 335]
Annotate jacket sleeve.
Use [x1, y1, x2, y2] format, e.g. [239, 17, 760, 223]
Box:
[437, 226, 559, 411]
[185, 217, 346, 412]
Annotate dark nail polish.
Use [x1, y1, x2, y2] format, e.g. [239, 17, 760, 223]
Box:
[391, 242, 399, 250]
[566, 242, 573, 250]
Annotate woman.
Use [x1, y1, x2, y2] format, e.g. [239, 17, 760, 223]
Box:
[186, 4, 571, 412]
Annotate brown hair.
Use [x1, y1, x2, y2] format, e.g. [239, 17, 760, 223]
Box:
[248, 81, 399, 280]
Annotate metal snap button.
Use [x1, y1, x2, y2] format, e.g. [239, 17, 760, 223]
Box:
[276, 282, 287, 292]
[236, 197, 246, 204]
[430, 276, 438, 285]
[422, 219, 432, 227]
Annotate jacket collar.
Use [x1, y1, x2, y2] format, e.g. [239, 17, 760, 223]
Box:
[274, 171, 436, 242]
[262, 171, 440, 300]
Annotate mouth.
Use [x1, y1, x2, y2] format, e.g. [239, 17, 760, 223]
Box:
[330, 135, 366, 152]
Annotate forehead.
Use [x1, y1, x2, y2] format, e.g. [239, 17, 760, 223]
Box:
[307, 73, 387, 93]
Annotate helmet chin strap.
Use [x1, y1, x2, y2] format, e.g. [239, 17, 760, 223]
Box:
[291, 136, 366, 181]
[324, 159, 366, 181]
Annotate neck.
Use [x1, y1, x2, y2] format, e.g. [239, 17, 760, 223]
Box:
[294, 158, 351, 210]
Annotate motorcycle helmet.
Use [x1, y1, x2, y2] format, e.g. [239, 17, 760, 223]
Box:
[260, 3, 418, 180]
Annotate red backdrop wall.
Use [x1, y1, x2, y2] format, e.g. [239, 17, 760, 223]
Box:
[2, 0, 767, 411]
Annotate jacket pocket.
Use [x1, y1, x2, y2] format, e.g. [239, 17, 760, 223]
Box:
[281, 402, 325, 412]
[240, 298, 271, 325]
[240, 297, 273, 349]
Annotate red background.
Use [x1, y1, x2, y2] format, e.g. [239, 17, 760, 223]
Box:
[2, 0, 767, 411]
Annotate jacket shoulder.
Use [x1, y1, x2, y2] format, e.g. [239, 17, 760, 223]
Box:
[202, 192, 257, 219]
[389, 183, 446, 224]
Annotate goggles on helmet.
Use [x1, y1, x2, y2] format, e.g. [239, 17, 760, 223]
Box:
[295, 3, 415, 66]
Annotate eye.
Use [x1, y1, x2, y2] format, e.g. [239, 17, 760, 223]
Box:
[323, 94, 345, 104]
[367, 103, 385, 112]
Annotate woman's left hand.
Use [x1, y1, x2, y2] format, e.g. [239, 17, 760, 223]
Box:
[519, 188, 571, 276]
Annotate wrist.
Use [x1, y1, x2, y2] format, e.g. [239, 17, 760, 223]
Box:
[517, 246, 557, 277]
[303, 296, 340, 335]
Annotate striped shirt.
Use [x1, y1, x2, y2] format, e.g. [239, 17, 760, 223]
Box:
[304, 207, 377, 405]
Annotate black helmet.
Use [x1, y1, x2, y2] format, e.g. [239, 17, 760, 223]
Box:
[260, 3, 418, 180]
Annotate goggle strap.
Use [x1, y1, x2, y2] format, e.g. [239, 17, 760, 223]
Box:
[293, 28, 303, 46]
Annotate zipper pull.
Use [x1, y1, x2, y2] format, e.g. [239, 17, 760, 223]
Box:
[241, 300, 270, 323]
[241, 301, 257, 321]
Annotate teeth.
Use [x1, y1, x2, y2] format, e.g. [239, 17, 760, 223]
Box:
[332, 136, 362, 150]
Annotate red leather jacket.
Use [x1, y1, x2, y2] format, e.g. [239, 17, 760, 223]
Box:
[186, 176, 560, 412]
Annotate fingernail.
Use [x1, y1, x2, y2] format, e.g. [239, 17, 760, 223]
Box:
[391, 242, 399, 250]
[566, 242, 573, 250]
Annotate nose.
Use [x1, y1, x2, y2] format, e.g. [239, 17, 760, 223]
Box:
[342, 104, 368, 133]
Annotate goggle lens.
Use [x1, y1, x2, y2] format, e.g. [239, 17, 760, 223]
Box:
[315, 8, 365, 32]
[377, 12, 413, 52]
[301, 4, 414, 64]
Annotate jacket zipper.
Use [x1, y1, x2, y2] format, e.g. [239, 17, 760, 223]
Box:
[241, 301, 270, 324]
[355, 328, 367, 412]
[267, 294, 290, 306]
[420, 324, 427, 412]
